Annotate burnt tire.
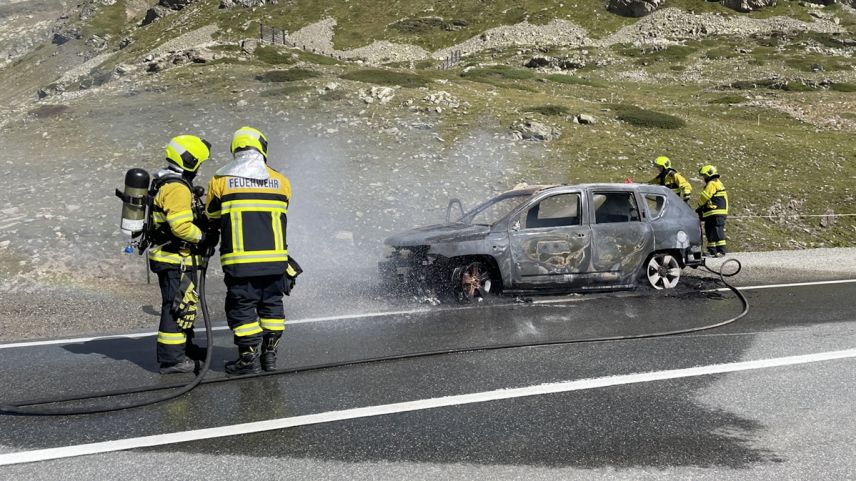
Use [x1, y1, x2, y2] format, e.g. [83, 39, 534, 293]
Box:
[451, 260, 495, 303]
[646, 253, 682, 290]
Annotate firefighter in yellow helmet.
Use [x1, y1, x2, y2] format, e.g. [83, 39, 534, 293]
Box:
[696, 164, 729, 257]
[205, 126, 293, 375]
[149, 135, 211, 374]
[649, 156, 692, 201]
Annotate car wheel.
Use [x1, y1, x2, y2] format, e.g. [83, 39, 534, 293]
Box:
[646, 253, 681, 290]
[452, 261, 494, 303]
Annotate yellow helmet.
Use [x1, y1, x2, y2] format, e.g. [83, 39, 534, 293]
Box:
[699, 164, 718, 177]
[653, 156, 671, 169]
[165, 135, 211, 173]
[230, 126, 268, 158]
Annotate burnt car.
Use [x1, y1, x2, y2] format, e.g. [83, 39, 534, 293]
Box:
[379, 183, 704, 300]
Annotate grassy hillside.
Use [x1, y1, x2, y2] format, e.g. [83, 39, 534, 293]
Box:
[4, 0, 856, 253]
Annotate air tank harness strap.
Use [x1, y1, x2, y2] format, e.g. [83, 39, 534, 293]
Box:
[173, 262, 200, 330]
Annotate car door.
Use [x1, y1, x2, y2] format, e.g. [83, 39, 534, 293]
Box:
[508, 191, 592, 287]
[588, 189, 654, 284]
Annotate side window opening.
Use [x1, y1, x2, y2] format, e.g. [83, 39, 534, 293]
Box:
[593, 192, 640, 224]
[523, 193, 581, 229]
[645, 194, 667, 219]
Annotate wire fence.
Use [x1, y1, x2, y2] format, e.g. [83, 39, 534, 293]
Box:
[259, 24, 294, 47]
[439, 50, 462, 70]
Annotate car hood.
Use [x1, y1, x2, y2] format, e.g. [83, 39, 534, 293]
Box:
[385, 223, 492, 247]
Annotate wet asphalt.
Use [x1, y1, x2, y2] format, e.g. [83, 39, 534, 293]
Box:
[0, 280, 854, 480]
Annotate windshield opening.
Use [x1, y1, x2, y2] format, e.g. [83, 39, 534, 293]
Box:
[459, 193, 531, 225]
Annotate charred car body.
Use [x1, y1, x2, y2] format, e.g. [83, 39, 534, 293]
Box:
[379, 183, 705, 300]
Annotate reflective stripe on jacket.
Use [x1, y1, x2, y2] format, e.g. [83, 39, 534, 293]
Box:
[698, 178, 728, 217]
[206, 167, 292, 277]
[148, 179, 202, 270]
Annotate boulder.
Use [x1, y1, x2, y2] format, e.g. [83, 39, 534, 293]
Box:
[510, 120, 560, 141]
[360, 87, 396, 104]
[524, 56, 586, 71]
[86, 35, 108, 51]
[188, 49, 216, 63]
[141, 5, 174, 26]
[52, 28, 81, 45]
[576, 114, 596, 125]
[606, 0, 664, 17]
[720, 0, 776, 12]
[220, 0, 271, 7]
[525, 57, 552, 68]
[240, 39, 258, 54]
[159, 0, 194, 10]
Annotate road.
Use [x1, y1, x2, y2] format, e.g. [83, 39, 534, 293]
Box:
[0, 278, 854, 480]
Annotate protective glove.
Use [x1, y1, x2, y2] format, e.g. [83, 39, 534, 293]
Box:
[172, 272, 199, 330]
[196, 231, 219, 257]
[282, 256, 303, 296]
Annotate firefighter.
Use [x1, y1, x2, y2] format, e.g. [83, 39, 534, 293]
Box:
[148, 135, 211, 374]
[205, 126, 292, 375]
[649, 156, 692, 201]
[696, 164, 729, 257]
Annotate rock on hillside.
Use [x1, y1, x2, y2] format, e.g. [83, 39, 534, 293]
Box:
[607, 0, 665, 18]
[720, 0, 778, 13]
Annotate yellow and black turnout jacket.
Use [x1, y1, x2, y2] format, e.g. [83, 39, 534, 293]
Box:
[206, 167, 292, 278]
[649, 168, 692, 200]
[148, 170, 203, 271]
[697, 177, 728, 218]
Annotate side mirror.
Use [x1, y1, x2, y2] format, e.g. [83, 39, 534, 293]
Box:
[511, 220, 521, 232]
[446, 198, 464, 223]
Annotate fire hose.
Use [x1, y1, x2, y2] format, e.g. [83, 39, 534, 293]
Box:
[0, 259, 745, 416]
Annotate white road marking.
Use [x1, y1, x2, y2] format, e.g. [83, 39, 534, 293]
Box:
[2, 278, 854, 350]
[2, 347, 855, 466]
[709, 278, 856, 292]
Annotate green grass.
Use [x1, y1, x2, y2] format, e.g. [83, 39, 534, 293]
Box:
[460, 66, 538, 90]
[609, 104, 686, 129]
[709, 95, 747, 105]
[256, 68, 319, 82]
[317, 89, 349, 101]
[29, 104, 69, 118]
[730, 79, 778, 90]
[260, 85, 312, 97]
[218, 0, 633, 51]
[340, 69, 430, 88]
[613, 44, 697, 63]
[781, 81, 818, 92]
[389, 17, 469, 33]
[82, 1, 127, 39]
[841, 112, 856, 120]
[255, 46, 296, 65]
[545, 74, 607, 88]
[524, 105, 570, 116]
[785, 56, 852, 72]
[461, 66, 535, 81]
[830, 83, 856, 93]
[704, 47, 740, 60]
[210, 44, 241, 52]
[297, 50, 341, 65]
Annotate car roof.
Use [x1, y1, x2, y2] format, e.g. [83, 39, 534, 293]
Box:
[504, 183, 665, 195]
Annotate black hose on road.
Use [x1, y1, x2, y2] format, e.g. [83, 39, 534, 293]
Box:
[1, 259, 745, 415]
[0, 256, 215, 416]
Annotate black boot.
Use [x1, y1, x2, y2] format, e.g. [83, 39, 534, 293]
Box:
[159, 357, 195, 375]
[185, 343, 208, 362]
[261, 335, 281, 372]
[225, 344, 261, 375]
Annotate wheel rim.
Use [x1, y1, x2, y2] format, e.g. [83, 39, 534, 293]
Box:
[459, 262, 492, 301]
[647, 254, 681, 289]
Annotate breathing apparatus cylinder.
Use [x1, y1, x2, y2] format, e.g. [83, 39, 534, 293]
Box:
[117, 168, 151, 236]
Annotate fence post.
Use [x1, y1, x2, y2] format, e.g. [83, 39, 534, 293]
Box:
[259, 22, 263, 40]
